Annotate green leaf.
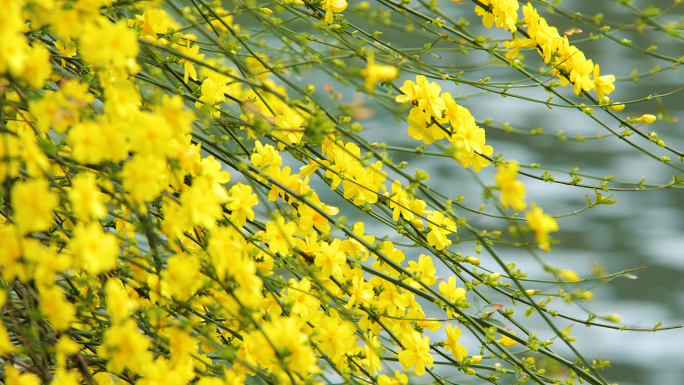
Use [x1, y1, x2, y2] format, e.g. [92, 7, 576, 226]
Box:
[486, 319, 507, 328]
[480, 303, 504, 313]
[473, 296, 481, 311]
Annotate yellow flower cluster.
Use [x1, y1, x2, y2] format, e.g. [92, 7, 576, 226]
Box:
[0, 0, 614, 383]
[397, 75, 493, 171]
[478, 1, 616, 98]
[0, 1, 481, 381]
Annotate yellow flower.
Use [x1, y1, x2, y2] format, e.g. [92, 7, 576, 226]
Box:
[474, 0, 496, 29]
[79, 21, 139, 71]
[179, 176, 228, 229]
[377, 371, 408, 385]
[297, 193, 338, 233]
[341, 222, 375, 261]
[4, 366, 40, 385]
[287, 278, 320, 321]
[130, 9, 180, 40]
[444, 324, 468, 361]
[362, 53, 398, 92]
[175, 40, 205, 83]
[68, 173, 108, 221]
[262, 216, 297, 256]
[341, 167, 381, 206]
[426, 211, 457, 251]
[454, 143, 494, 172]
[416, 76, 446, 122]
[388, 180, 414, 222]
[311, 308, 356, 357]
[345, 275, 374, 309]
[525, 203, 559, 252]
[398, 331, 433, 376]
[195, 78, 231, 117]
[54, 38, 77, 67]
[439, 276, 466, 318]
[99, 319, 152, 374]
[592, 64, 615, 100]
[441, 92, 472, 128]
[274, 108, 305, 149]
[105, 279, 138, 324]
[66, 120, 106, 165]
[251, 140, 283, 172]
[161, 253, 203, 302]
[39, 286, 76, 331]
[492, 0, 519, 32]
[10, 178, 59, 234]
[407, 254, 437, 286]
[496, 330, 517, 348]
[568, 51, 595, 95]
[322, 0, 348, 23]
[451, 115, 486, 155]
[0, 319, 18, 356]
[70, 222, 119, 275]
[315, 238, 347, 278]
[407, 107, 448, 145]
[395, 79, 420, 104]
[18, 42, 52, 89]
[120, 155, 169, 205]
[495, 161, 527, 211]
[378, 282, 410, 311]
[227, 183, 258, 227]
[503, 36, 536, 60]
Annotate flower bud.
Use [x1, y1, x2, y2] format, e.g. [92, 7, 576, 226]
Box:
[602, 314, 622, 323]
[609, 102, 625, 112]
[260, 7, 274, 15]
[471, 355, 483, 364]
[490, 272, 501, 281]
[465, 256, 480, 265]
[638, 114, 656, 124]
[559, 269, 580, 282]
[525, 289, 536, 296]
[580, 291, 594, 300]
[466, 368, 476, 376]
[657, 139, 666, 147]
[292, 0, 305, 5]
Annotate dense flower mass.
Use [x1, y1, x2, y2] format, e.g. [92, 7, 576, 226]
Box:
[0, 0, 662, 385]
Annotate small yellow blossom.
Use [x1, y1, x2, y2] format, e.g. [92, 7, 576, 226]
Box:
[495, 161, 527, 211]
[525, 203, 559, 252]
[426, 211, 457, 251]
[322, 0, 348, 23]
[398, 331, 433, 376]
[362, 53, 398, 91]
[175, 40, 205, 84]
[274, 108, 305, 149]
[11, 178, 58, 234]
[262, 216, 297, 256]
[496, 331, 517, 348]
[407, 107, 448, 145]
[444, 324, 468, 361]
